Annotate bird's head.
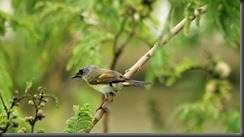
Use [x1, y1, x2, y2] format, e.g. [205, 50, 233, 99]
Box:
[71, 65, 97, 79]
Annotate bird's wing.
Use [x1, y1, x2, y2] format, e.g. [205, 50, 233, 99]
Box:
[87, 69, 129, 84]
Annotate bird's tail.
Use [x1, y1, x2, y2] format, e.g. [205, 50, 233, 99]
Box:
[120, 80, 151, 87]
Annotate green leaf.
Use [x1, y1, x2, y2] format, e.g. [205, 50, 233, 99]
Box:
[66, 30, 106, 71]
[184, 14, 191, 35]
[0, 112, 7, 123]
[146, 47, 167, 85]
[173, 102, 221, 132]
[195, 14, 201, 27]
[64, 104, 93, 133]
[0, 16, 6, 35]
[183, 1, 195, 35]
[224, 109, 240, 133]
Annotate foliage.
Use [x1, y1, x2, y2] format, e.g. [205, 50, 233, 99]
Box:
[173, 102, 220, 132]
[147, 57, 201, 87]
[143, 0, 239, 132]
[0, 0, 240, 133]
[64, 0, 159, 70]
[0, 10, 36, 36]
[206, 0, 240, 47]
[0, 53, 13, 106]
[146, 0, 240, 86]
[224, 109, 240, 133]
[64, 104, 93, 133]
[166, 0, 239, 47]
[170, 57, 237, 132]
[0, 81, 58, 133]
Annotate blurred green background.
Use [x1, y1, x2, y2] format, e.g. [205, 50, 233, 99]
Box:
[0, 0, 240, 133]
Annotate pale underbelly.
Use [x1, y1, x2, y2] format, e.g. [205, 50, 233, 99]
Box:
[89, 83, 123, 94]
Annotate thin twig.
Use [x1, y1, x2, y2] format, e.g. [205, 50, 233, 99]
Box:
[0, 92, 11, 133]
[0, 92, 9, 114]
[30, 95, 43, 133]
[0, 92, 31, 133]
[125, 5, 208, 77]
[9, 94, 32, 112]
[110, 19, 137, 69]
[101, 18, 128, 133]
[113, 19, 128, 55]
[103, 18, 137, 133]
[86, 5, 208, 133]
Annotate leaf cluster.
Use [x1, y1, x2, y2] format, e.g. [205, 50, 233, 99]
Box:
[64, 104, 93, 133]
[0, 81, 58, 133]
[0, 0, 240, 133]
[170, 57, 237, 132]
[173, 102, 220, 132]
[167, 0, 239, 47]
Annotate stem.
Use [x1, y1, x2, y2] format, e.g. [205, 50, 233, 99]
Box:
[0, 92, 9, 116]
[103, 19, 138, 133]
[9, 94, 31, 111]
[0, 92, 10, 133]
[102, 19, 127, 133]
[110, 18, 127, 69]
[125, 5, 208, 77]
[113, 19, 127, 54]
[101, 19, 127, 133]
[110, 20, 137, 69]
[0, 92, 31, 133]
[30, 95, 44, 133]
[86, 5, 208, 133]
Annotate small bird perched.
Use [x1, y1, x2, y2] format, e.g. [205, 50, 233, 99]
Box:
[71, 65, 151, 99]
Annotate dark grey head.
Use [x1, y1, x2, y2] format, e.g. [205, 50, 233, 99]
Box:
[71, 65, 98, 80]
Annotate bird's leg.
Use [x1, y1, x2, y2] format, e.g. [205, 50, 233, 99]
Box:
[96, 94, 109, 112]
[109, 92, 116, 102]
[96, 92, 116, 112]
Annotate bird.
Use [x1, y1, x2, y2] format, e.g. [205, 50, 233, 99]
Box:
[71, 65, 151, 99]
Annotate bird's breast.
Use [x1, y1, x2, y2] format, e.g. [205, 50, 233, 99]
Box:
[89, 83, 124, 94]
[89, 84, 113, 94]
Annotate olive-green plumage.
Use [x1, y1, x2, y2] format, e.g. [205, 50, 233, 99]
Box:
[71, 65, 151, 98]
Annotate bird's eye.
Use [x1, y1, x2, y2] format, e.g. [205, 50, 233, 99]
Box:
[79, 69, 83, 74]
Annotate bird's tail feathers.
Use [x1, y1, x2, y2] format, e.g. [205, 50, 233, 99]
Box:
[121, 80, 151, 87]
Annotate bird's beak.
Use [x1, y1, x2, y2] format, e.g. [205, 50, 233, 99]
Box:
[71, 73, 81, 79]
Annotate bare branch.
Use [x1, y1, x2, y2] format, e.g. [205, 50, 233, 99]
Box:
[113, 19, 128, 54]
[104, 18, 139, 133]
[86, 5, 208, 133]
[110, 20, 138, 70]
[125, 5, 208, 77]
